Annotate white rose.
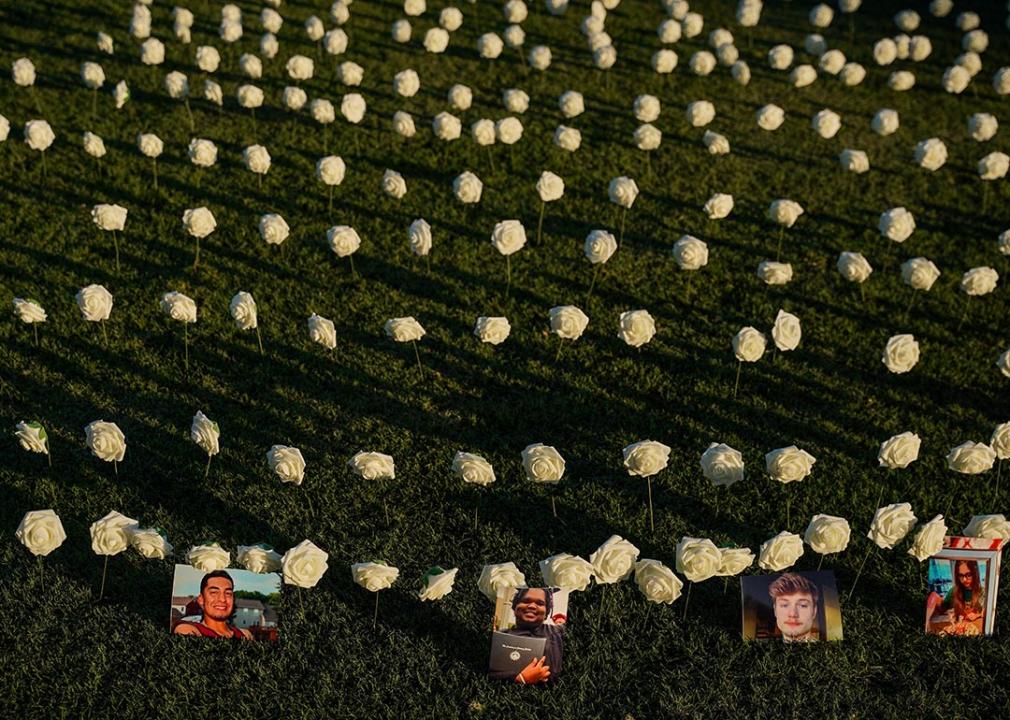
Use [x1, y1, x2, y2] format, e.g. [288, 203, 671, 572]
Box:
[757, 104, 785, 131]
[182, 207, 216, 238]
[384, 316, 425, 342]
[882, 334, 919, 374]
[521, 443, 565, 484]
[229, 291, 258, 330]
[317, 156, 346, 186]
[12, 299, 46, 325]
[393, 111, 416, 138]
[160, 291, 197, 323]
[943, 65, 970, 94]
[897, 258, 938, 293]
[16, 510, 67, 556]
[717, 548, 755, 576]
[675, 537, 722, 582]
[308, 314, 336, 350]
[768, 44, 794, 70]
[686, 100, 715, 128]
[757, 261, 793, 285]
[634, 560, 684, 603]
[128, 527, 173, 559]
[424, 27, 450, 53]
[772, 309, 801, 351]
[878, 432, 920, 469]
[584, 230, 617, 265]
[504, 24, 526, 50]
[700, 443, 744, 487]
[453, 172, 483, 204]
[962, 266, 999, 296]
[540, 553, 594, 592]
[554, 125, 582, 152]
[791, 65, 817, 87]
[990, 422, 1010, 460]
[452, 451, 495, 486]
[188, 138, 217, 168]
[448, 84, 472, 111]
[236, 544, 282, 573]
[894, 34, 911, 59]
[495, 117, 523, 145]
[191, 411, 220, 456]
[285, 54, 314, 81]
[419, 567, 458, 601]
[703, 130, 730, 155]
[946, 441, 996, 475]
[81, 61, 105, 90]
[622, 440, 671, 477]
[731, 60, 751, 85]
[328, 225, 360, 257]
[325, 28, 349, 54]
[474, 316, 511, 345]
[91, 203, 127, 232]
[812, 109, 841, 139]
[440, 7, 464, 31]
[688, 50, 714, 76]
[873, 38, 897, 66]
[839, 149, 869, 174]
[341, 93, 366, 123]
[352, 561, 400, 592]
[76, 284, 113, 322]
[137, 133, 163, 159]
[672, 235, 708, 270]
[908, 515, 947, 561]
[491, 219, 526, 256]
[837, 252, 872, 283]
[259, 214, 289, 246]
[404, 0, 425, 15]
[243, 144, 271, 175]
[261, 7, 283, 32]
[872, 109, 899, 136]
[536, 171, 565, 203]
[733, 326, 766, 362]
[187, 543, 230, 571]
[433, 112, 462, 141]
[803, 515, 850, 554]
[658, 18, 682, 43]
[382, 169, 407, 199]
[839, 62, 866, 86]
[12, 57, 36, 86]
[196, 46, 221, 73]
[14, 420, 48, 456]
[470, 119, 495, 147]
[957, 11, 980, 31]
[478, 32, 504, 59]
[889, 70, 915, 91]
[203, 80, 222, 106]
[962, 515, 1010, 540]
[90, 511, 139, 556]
[765, 446, 816, 483]
[478, 562, 525, 600]
[267, 445, 306, 485]
[879, 207, 915, 243]
[338, 61, 364, 86]
[867, 502, 917, 549]
[408, 218, 432, 257]
[968, 113, 999, 142]
[283, 540, 329, 587]
[820, 49, 846, 75]
[529, 45, 551, 71]
[549, 306, 589, 341]
[758, 531, 804, 571]
[979, 153, 1010, 181]
[703, 193, 733, 220]
[768, 199, 803, 228]
[994, 68, 1010, 96]
[608, 176, 639, 209]
[310, 99, 335, 125]
[591, 535, 640, 584]
[83, 132, 106, 158]
[633, 94, 660, 123]
[140, 38, 165, 65]
[559, 91, 585, 118]
[915, 138, 947, 171]
[618, 309, 656, 348]
[85, 420, 126, 462]
[737, 0, 762, 26]
[348, 451, 396, 481]
[24, 120, 55, 152]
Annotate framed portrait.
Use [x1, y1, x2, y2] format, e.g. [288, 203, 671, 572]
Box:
[741, 571, 843, 642]
[924, 536, 1004, 637]
[488, 586, 569, 684]
[169, 564, 281, 642]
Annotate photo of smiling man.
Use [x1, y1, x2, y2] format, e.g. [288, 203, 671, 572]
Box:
[741, 571, 843, 642]
[169, 565, 281, 641]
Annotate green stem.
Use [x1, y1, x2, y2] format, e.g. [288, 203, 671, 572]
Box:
[98, 555, 108, 601]
[585, 264, 601, 305]
[183, 323, 189, 370]
[647, 477, 654, 532]
[732, 361, 742, 398]
[412, 340, 423, 379]
[111, 230, 120, 273]
[256, 326, 264, 355]
[536, 201, 545, 245]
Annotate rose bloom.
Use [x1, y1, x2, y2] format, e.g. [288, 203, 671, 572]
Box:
[772, 309, 801, 351]
[901, 258, 940, 291]
[879, 207, 915, 243]
[757, 261, 793, 285]
[882, 334, 919, 374]
[704, 193, 733, 220]
[731, 61, 751, 86]
[840, 149, 869, 174]
[820, 49, 846, 75]
[872, 109, 899, 136]
[686, 101, 715, 128]
[653, 49, 678, 74]
[689, 51, 716, 76]
[791, 65, 817, 88]
[453, 171, 482, 204]
[757, 104, 785, 131]
[733, 327, 766, 362]
[812, 109, 841, 139]
[700, 442, 744, 486]
[474, 316, 511, 345]
[703, 131, 730, 155]
[961, 266, 998, 296]
[672, 236, 708, 270]
[554, 125, 581, 152]
[878, 432, 921, 469]
[393, 111, 416, 138]
[549, 305, 589, 340]
[915, 138, 947, 171]
[618, 310, 656, 348]
[889, 70, 916, 91]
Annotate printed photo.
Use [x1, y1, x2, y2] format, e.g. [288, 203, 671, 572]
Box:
[169, 564, 280, 641]
[741, 571, 843, 642]
[488, 586, 569, 684]
[924, 536, 1004, 637]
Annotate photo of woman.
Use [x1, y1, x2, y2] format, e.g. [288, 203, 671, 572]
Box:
[925, 559, 986, 637]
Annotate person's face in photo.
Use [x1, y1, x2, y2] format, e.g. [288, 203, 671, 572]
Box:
[955, 561, 974, 592]
[197, 576, 235, 622]
[773, 592, 817, 640]
[515, 588, 548, 629]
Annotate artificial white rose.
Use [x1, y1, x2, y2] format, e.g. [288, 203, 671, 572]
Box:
[558, 91, 585, 118]
[260, 7, 282, 32]
[990, 422, 1010, 460]
[317, 156, 346, 186]
[549, 306, 589, 342]
[733, 327, 766, 362]
[348, 451, 396, 481]
[979, 153, 1010, 181]
[521, 443, 565, 484]
[478, 32, 504, 59]
[419, 567, 458, 601]
[634, 560, 684, 603]
[889, 70, 915, 91]
[672, 236, 708, 271]
[448, 84, 472, 111]
[285, 54, 313, 82]
[837, 252, 873, 283]
[700, 443, 744, 487]
[352, 561, 400, 592]
[946, 441, 996, 475]
[504, 24, 526, 50]
[540, 553, 594, 592]
[12, 57, 36, 86]
[591, 535, 641, 584]
[24, 120, 55, 152]
[182, 207, 216, 238]
[894, 34, 911, 59]
[90, 511, 139, 556]
[491, 220, 526, 256]
[717, 548, 755, 576]
[191, 411, 220, 456]
[160, 291, 197, 323]
[478, 562, 525, 600]
[623, 440, 671, 477]
[765, 446, 816, 483]
[327, 227, 360, 257]
[136, 133, 163, 159]
[229, 291, 258, 330]
[83, 132, 106, 158]
[325, 28, 349, 55]
[872, 109, 899, 136]
[820, 49, 845, 75]
[203, 80, 222, 106]
[994, 68, 1010, 95]
[908, 515, 946, 561]
[236, 544, 282, 573]
[757, 261, 793, 285]
[961, 267, 998, 296]
[882, 334, 919, 374]
[768, 199, 803, 228]
[196, 46, 221, 73]
[382, 169, 407, 199]
[634, 95, 661, 123]
[839, 62, 866, 86]
[393, 111, 416, 138]
[686, 101, 716, 128]
[878, 432, 920, 469]
[239, 54, 262, 79]
[85, 420, 126, 462]
[188, 138, 217, 168]
[608, 176, 638, 209]
[311, 97, 336, 122]
[220, 20, 243, 43]
[187, 542, 230, 571]
[768, 44, 794, 70]
[81, 61, 105, 90]
[731, 60, 751, 85]
[652, 49, 678, 74]
[757, 104, 785, 131]
[968, 113, 999, 143]
[16, 510, 66, 557]
[474, 316, 511, 345]
[424, 27, 450, 53]
[392, 16, 412, 40]
[495, 117, 523, 145]
[840, 149, 869, 174]
[791, 65, 817, 87]
[392, 69, 420, 98]
[879, 207, 915, 243]
[267, 445, 306, 485]
[962, 515, 1010, 540]
[76, 284, 112, 322]
[811, 109, 841, 139]
[453, 172, 483, 204]
[128, 527, 173, 559]
[14, 420, 48, 454]
[868, 503, 917, 549]
[452, 451, 495, 486]
[243, 145, 271, 175]
[873, 38, 897, 66]
[803, 515, 850, 554]
[12, 299, 46, 325]
[308, 314, 336, 350]
[554, 125, 582, 152]
[675, 537, 722, 582]
[385, 317, 424, 342]
[433, 112, 462, 142]
[259, 214, 289, 246]
[703, 193, 733, 220]
[440, 6, 464, 30]
[585, 230, 617, 265]
[471, 119, 496, 147]
[772, 309, 801, 352]
[529, 45, 551, 70]
[91, 204, 127, 232]
[689, 51, 716, 76]
[758, 531, 804, 571]
[703, 131, 730, 155]
[408, 219, 432, 257]
[535, 171, 565, 204]
[943, 65, 970, 94]
[340, 91, 366, 122]
[915, 138, 947, 171]
[283, 540, 329, 587]
[618, 310, 656, 348]
[140, 38, 165, 65]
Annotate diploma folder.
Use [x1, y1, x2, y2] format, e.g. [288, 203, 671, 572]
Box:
[488, 631, 547, 676]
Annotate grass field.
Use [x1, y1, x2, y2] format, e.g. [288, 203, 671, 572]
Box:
[1, 0, 1009, 716]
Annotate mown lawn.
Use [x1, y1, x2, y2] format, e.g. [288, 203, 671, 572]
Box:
[1, 0, 1009, 717]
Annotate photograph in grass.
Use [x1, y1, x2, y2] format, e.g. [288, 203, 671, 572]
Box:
[924, 537, 1005, 637]
[489, 586, 568, 684]
[170, 564, 280, 641]
[741, 571, 842, 642]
